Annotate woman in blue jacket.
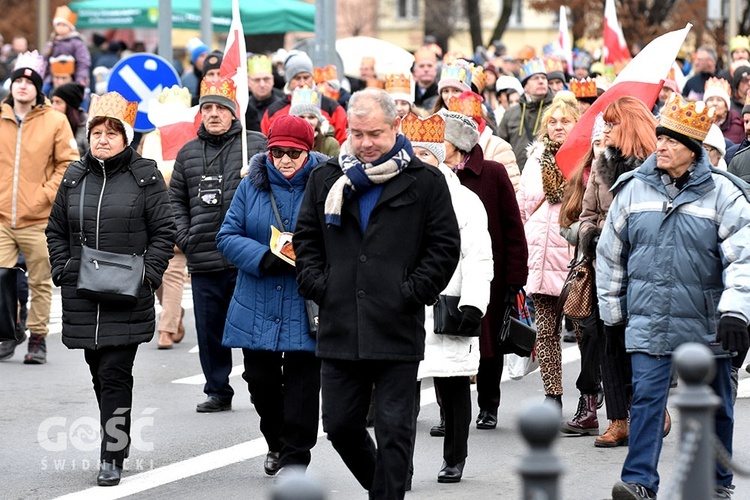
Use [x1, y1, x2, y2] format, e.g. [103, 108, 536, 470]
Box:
[217, 115, 325, 477]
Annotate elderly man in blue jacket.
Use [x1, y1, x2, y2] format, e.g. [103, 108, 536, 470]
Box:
[597, 93, 750, 500]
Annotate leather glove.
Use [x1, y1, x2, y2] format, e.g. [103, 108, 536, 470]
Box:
[457, 306, 483, 336]
[717, 316, 750, 353]
[603, 323, 626, 357]
[579, 226, 602, 259]
[504, 286, 522, 307]
[260, 251, 294, 275]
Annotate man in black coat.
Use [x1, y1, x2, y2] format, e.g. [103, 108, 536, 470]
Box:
[170, 76, 267, 413]
[294, 88, 461, 499]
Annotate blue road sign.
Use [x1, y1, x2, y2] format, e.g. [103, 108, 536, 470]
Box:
[107, 54, 181, 133]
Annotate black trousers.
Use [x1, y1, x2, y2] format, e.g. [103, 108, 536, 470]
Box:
[84, 344, 138, 467]
[191, 270, 236, 401]
[241, 349, 321, 468]
[321, 358, 419, 500]
[434, 377, 471, 465]
[476, 355, 504, 414]
[598, 318, 632, 420]
[575, 313, 601, 395]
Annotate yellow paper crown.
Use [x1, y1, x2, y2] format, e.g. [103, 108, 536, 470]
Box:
[730, 36, 750, 54]
[248, 55, 272, 76]
[470, 65, 486, 93]
[659, 93, 715, 142]
[157, 85, 192, 108]
[88, 92, 138, 128]
[49, 55, 76, 76]
[200, 76, 237, 102]
[401, 113, 445, 144]
[313, 65, 337, 84]
[385, 73, 412, 95]
[704, 77, 731, 97]
[53, 6, 77, 27]
[446, 91, 483, 119]
[569, 77, 598, 98]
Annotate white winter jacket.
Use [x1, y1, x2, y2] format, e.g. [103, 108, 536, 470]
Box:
[478, 127, 521, 192]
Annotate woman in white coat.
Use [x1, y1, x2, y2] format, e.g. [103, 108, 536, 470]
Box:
[402, 113, 493, 485]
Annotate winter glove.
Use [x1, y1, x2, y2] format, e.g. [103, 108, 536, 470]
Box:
[260, 251, 294, 275]
[457, 306, 483, 337]
[717, 316, 750, 353]
[603, 323, 626, 357]
[579, 226, 602, 259]
[504, 286, 522, 307]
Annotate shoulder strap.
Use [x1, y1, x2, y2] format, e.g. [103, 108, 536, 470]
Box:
[78, 176, 87, 245]
[268, 190, 285, 231]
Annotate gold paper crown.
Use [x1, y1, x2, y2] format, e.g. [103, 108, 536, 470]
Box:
[704, 77, 731, 97]
[470, 65, 486, 93]
[248, 55, 272, 76]
[569, 77, 598, 98]
[53, 6, 77, 27]
[49, 55, 76, 76]
[385, 73, 411, 95]
[730, 36, 750, 54]
[200, 76, 237, 101]
[414, 46, 437, 63]
[659, 93, 715, 142]
[157, 85, 192, 108]
[544, 57, 565, 73]
[366, 78, 385, 89]
[442, 51, 466, 67]
[446, 91, 483, 119]
[316, 81, 339, 101]
[88, 92, 138, 128]
[401, 113, 445, 144]
[313, 65, 337, 84]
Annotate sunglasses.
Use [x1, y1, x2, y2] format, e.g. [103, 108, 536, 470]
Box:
[270, 148, 305, 160]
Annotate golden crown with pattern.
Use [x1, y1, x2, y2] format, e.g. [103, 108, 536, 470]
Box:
[470, 65, 486, 93]
[200, 76, 237, 101]
[49, 55, 76, 76]
[88, 92, 138, 128]
[248, 55, 272, 76]
[569, 77, 598, 98]
[385, 73, 412, 95]
[53, 6, 77, 27]
[446, 91, 483, 119]
[401, 113, 445, 143]
[659, 93, 715, 141]
[704, 77, 731, 97]
[157, 85, 192, 108]
[313, 65, 338, 84]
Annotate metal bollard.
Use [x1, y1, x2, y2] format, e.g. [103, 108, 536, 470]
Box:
[672, 343, 720, 500]
[269, 466, 326, 500]
[517, 401, 563, 500]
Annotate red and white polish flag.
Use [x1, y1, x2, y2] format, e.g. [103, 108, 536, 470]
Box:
[558, 6, 573, 75]
[603, 0, 631, 65]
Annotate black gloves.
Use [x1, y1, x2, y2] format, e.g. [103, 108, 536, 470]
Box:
[504, 286, 522, 307]
[603, 323, 626, 357]
[458, 306, 483, 337]
[260, 251, 294, 275]
[579, 226, 602, 259]
[717, 316, 750, 353]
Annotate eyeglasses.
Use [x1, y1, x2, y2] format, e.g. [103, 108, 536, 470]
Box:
[704, 145, 718, 154]
[603, 121, 620, 132]
[270, 147, 305, 159]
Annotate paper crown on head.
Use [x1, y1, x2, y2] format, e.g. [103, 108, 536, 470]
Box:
[313, 65, 338, 84]
[414, 46, 437, 63]
[157, 85, 192, 108]
[730, 35, 750, 54]
[703, 77, 731, 109]
[470, 64, 487, 93]
[401, 113, 446, 164]
[290, 88, 323, 121]
[87, 92, 137, 145]
[658, 93, 715, 142]
[248, 54, 272, 76]
[519, 58, 547, 85]
[442, 51, 466, 67]
[53, 6, 77, 28]
[49, 55, 76, 76]
[199, 76, 238, 115]
[316, 81, 339, 102]
[14, 50, 45, 75]
[385, 73, 413, 104]
[366, 78, 385, 89]
[544, 57, 565, 73]
[447, 90, 483, 120]
[438, 63, 472, 93]
[570, 77, 597, 98]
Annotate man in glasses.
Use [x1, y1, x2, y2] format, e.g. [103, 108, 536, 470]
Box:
[246, 54, 283, 133]
[169, 76, 267, 413]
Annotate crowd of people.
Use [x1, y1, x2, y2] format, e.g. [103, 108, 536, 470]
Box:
[1, 10, 750, 499]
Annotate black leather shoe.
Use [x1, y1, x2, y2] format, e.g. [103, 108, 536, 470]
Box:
[196, 396, 231, 413]
[430, 419, 445, 437]
[476, 410, 497, 429]
[264, 451, 280, 476]
[97, 462, 122, 486]
[437, 460, 465, 483]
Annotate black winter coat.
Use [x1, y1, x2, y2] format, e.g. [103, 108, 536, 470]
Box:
[169, 119, 267, 273]
[294, 156, 461, 361]
[46, 148, 176, 349]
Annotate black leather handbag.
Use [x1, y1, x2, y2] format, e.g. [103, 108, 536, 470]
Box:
[75, 176, 145, 304]
[433, 295, 480, 337]
[498, 291, 537, 356]
[0, 267, 20, 341]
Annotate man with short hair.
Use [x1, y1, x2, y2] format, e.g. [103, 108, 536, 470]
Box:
[412, 47, 439, 112]
[294, 88, 461, 499]
[170, 76, 267, 412]
[245, 54, 283, 133]
[0, 52, 79, 363]
[682, 46, 718, 101]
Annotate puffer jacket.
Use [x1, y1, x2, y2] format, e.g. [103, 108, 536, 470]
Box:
[169, 120, 267, 273]
[497, 89, 555, 169]
[217, 151, 325, 352]
[597, 153, 750, 355]
[477, 127, 521, 192]
[45, 148, 176, 349]
[418, 166, 493, 379]
[44, 33, 92, 84]
[517, 141, 572, 296]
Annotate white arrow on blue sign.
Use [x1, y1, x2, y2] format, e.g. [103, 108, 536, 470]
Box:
[107, 53, 181, 133]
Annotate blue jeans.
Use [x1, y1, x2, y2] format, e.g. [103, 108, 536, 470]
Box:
[622, 353, 734, 491]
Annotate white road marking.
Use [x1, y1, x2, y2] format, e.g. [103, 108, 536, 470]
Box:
[171, 364, 245, 385]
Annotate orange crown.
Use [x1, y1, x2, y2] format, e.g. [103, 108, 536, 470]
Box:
[659, 93, 715, 141]
[446, 91, 483, 120]
[88, 92, 137, 128]
[366, 78, 385, 89]
[313, 65, 338, 84]
[570, 77, 598, 98]
[200, 76, 237, 101]
[316, 81, 339, 101]
[49, 55, 76, 76]
[385, 73, 412, 95]
[401, 113, 445, 144]
[704, 77, 731, 97]
[53, 6, 77, 27]
[470, 65, 486, 93]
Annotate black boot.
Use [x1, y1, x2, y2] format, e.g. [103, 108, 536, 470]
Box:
[97, 461, 122, 486]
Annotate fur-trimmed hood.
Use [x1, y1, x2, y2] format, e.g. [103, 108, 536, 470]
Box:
[247, 150, 328, 191]
[594, 146, 644, 190]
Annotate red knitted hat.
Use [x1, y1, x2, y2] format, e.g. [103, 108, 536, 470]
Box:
[268, 114, 315, 152]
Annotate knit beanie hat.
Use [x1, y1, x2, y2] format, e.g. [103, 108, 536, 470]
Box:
[187, 38, 210, 65]
[284, 50, 314, 84]
[268, 115, 315, 152]
[202, 51, 223, 74]
[703, 124, 726, 156]
[51, 82, 85, 110]
[401, 113, 446, 164]
[735, 64, 750, 90]
[439, 109, 479, 153]
[656, 93, 714, 157]
[702, 77, 731, 110]
[289, 88, 323, 122]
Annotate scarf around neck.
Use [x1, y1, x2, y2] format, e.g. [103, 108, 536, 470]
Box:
[324, 134, 413, 226]
[540, 135, 566, 204]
